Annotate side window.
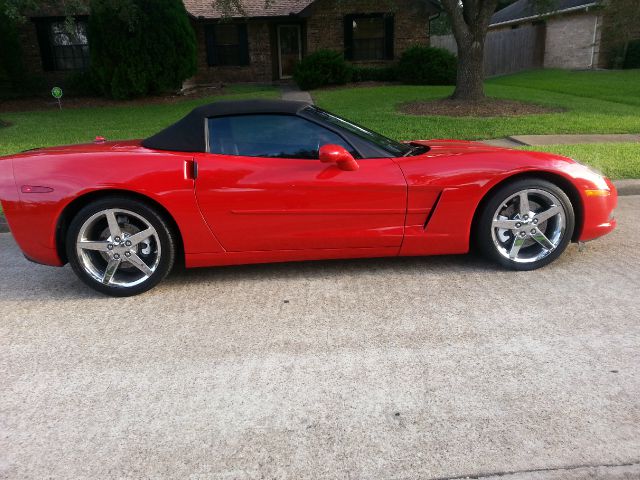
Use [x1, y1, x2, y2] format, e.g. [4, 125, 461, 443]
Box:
[208, 115, 358, 159]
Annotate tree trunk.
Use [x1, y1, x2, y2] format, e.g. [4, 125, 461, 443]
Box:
[440, 0, 498, 102]
[451, 36, 486, 101]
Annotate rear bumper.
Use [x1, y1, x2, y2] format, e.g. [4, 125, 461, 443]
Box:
[1, 199, 65, 267]
[578, 179, 618, 242]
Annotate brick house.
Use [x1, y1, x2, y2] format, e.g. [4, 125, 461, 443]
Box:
[489, 0, 603, 69]
[17, 0, 438, 87]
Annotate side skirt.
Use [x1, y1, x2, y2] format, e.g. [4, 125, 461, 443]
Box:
[185, 246, 400, 268]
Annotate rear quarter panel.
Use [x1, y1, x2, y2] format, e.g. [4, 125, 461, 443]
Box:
[7, 145, 222, 266]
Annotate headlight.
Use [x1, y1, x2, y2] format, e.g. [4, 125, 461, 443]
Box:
[571, 158, 610, 191]
[571, 158, 606, 177]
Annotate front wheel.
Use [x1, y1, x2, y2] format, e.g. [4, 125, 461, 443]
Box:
[66, 197, 177, 296]
[476, 179, 575, 270]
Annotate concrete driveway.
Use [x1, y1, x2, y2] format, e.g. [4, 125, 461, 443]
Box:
[1, 196, 639, 480]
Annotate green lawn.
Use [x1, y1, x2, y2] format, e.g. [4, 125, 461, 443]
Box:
[522, 143, 640, 180]
[0, 85, 278, 156]
[309, 69, 640, 180]
[1, 70, 639, 180]
[312, 69, 640, 141]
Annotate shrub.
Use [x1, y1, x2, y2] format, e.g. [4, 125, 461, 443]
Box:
[89, 0, 197, 99]
[397, 46, 457, 85]
[66, 70, 100, 96]
[351, 65, 397, 82]
[623, 40, 640, 69]
[293, 50, 352, 90]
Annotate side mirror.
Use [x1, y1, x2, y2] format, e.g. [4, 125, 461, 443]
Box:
[319, 144, 359, 171]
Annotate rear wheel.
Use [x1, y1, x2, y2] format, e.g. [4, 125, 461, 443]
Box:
[476, 179, 575, 270]
[66, 197, 176, 296]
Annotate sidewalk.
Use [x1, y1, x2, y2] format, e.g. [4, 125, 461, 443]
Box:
[280, 85, 314, 104]
[483, 134, 640, 148]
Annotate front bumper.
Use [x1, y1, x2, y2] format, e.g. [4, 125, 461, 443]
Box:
[578, 178, 618, 242]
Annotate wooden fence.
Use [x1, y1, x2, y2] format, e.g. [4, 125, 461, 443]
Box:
[431, 24, 546, 77]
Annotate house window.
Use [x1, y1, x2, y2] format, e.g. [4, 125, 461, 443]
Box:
[344, 14, 394, 61]
[35, 18, 90, 71]
[205, 23, 250, 66]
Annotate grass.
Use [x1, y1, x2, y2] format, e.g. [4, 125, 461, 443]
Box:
[522, 143, 640, 180]
[312, 69, 640, 141]
[0, 85, 278, 156]
[1, 70, 639, 181]
[310, 69, 640, 180]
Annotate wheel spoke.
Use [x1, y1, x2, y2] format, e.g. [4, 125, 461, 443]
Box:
[105, 210, 122, 240]
[102, 258, 121, 285]
[492, 219, 520, 230]
[127, 252, 153, 276]
[509, 235, 526, 259]
[519, 191, 531, 216]
[126, 228, 154, 247]
[534, 205, 561, 224]
[531, 229, 555, 251]
[78, 240, 110, 252]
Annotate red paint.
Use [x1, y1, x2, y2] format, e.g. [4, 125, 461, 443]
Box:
[0, 138, 617, 269]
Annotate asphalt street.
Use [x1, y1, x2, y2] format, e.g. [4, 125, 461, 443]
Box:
[1, 196, 639, 480]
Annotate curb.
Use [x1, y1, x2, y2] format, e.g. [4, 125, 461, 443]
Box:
[613, 179, 640, 196]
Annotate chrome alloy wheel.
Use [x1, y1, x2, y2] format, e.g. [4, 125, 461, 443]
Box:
[75, 209, 161, 287]
[490, 189, 566, 263]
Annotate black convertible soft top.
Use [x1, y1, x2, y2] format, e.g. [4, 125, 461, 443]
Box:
[141, 99, 311, 152]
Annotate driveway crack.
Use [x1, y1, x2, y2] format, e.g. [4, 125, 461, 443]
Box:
[423, 461, 640, 480]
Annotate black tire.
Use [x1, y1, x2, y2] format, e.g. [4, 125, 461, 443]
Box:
[475, 178, 575, 271]
[66, 196, 177, 296]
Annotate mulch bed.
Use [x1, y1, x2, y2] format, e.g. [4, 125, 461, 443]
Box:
[0, 84, 230, 113]
[399, 98, 564, 117]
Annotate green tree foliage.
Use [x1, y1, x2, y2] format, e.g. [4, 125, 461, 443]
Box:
[89, 0, 197, 99]
[602, 0, 640, 68]
[0, 8, 26, 91]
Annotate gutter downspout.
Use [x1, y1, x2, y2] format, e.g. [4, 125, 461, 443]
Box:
[590, 13, 599, 68]
[490, 3, 598, 28]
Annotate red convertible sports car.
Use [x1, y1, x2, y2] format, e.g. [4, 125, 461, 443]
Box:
[0, 99, 617, 296]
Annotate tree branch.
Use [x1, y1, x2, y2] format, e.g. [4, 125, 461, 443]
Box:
[440, 0, 470, 42]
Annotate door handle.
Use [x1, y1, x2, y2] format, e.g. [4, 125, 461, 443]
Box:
[184, 159, 198, 180]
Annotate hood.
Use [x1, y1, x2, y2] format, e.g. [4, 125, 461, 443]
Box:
[409, 139, 510, 156]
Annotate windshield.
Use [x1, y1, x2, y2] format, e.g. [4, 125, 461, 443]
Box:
[303, 106, 414, 157]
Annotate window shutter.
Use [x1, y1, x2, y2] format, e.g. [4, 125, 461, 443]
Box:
[205, 24, 217, 66]
[384, 15, 394, 60]
[238, 23, 250, 65]
[34, 20, 55, 71]
[343, 15, 354, 60]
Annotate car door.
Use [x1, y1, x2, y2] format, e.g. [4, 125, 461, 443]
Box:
[194, 113, 407, 252]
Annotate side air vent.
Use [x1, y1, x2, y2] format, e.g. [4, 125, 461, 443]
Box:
[423, 191, 443, 230]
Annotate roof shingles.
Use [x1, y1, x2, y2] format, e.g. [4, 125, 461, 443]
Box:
[183, 0, 315, 19]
